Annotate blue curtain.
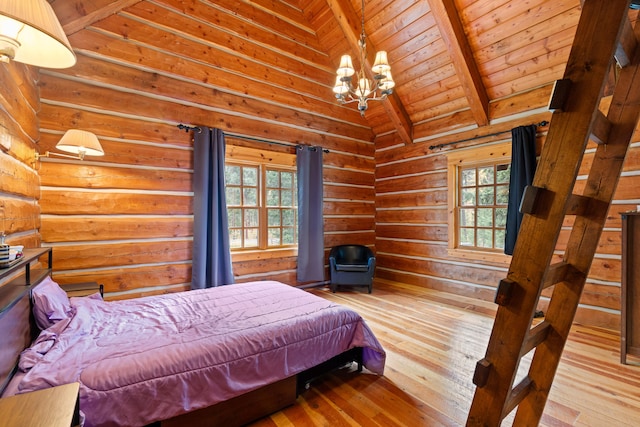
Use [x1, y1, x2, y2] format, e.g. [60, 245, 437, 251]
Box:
[297, 146, 324, 282]
[192, 127, 235, 288]
[504, 125, 538, 255]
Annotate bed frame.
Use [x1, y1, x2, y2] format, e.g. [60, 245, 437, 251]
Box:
[0, 278, 363, 426]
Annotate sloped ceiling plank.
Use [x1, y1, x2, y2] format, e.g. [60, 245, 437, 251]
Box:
[52, 0, 143, 35]
[324, 0, 414, 145]
[425, 0, 489, 127]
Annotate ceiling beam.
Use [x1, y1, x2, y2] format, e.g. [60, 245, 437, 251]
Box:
[325, 0, 414, 145]
[425, 0, 489, 127]
[52, 0, 143, 35]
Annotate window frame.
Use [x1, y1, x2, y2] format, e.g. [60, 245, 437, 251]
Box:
[446, 142, 512, 266]
[224, 146, 297, 258]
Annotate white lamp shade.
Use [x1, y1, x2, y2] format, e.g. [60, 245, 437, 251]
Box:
[56, 130, 104, 157]
[379, 71, 395, 90]
[372, 51, 390, 75]
[337, 54, 355, 78]
[355, 77, 371, 97]
[332, 76, 349, 95]
[0, 0, 76, 68]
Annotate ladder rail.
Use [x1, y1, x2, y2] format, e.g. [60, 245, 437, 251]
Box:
[514, 21, 640, 423]
[466, 1, 635, 425]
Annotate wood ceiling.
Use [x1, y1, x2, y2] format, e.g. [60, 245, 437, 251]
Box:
[47, 0, 586, 146]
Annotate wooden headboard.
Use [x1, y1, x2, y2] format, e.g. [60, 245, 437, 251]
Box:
[0, 248, 52, 396]
[0, 284, 38, 395]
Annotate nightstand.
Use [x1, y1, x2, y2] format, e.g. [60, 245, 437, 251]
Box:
[60, 282, 104, 298]
[0, 382, 80, 426]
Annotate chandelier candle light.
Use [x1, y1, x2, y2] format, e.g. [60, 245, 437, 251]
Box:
[332, 0, 395, 116]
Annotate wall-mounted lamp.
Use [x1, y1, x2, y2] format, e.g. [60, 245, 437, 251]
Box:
[0, 0, 76, 68]
[36, 130, 105, 161]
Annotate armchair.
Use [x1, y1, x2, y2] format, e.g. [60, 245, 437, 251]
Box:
[328, 245, 376, 293]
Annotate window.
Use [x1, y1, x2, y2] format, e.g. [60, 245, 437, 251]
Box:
[447, 142, 512, 264]
[458, 163, 510, 250]
[225, 146, 297, 251]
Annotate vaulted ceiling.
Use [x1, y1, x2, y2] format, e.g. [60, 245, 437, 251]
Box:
[47, 0, 602, 146]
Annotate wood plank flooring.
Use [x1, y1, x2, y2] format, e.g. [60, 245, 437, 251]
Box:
[250, 279, 640, 426]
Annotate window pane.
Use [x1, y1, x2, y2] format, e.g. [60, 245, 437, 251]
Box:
[478, 166, 494, 185]
[225, 165, 241, 185]
[268, 209, 281, 226]
[226, 187, 241, 206]
[477, 208, 493, 227]
[478, 187, 494, 205]
[266, 170, 279, 188]
[460, 228, 474, 246]
[229, 229, 242, 248]
[244, 209, 259, 227]
[282, 209, 295, 226]
[243, 167, 258, 185]
[497, 164, 510, 183]
[228, 208, 242, 227]
[495, 229, 506, 250]
[266, 189, 279, 206]
[282, 227, 295, 244]
[495, 207, 507, 227]
[244, 228, 258, 247]
[460, 208, 475, 226]
[477, 229, 493, 248]
[268, 228, 281, 245]
[461, 188, 476, 206]
[243, 188, 258, 206]
[461, 169, 476, 187]
[281, 172, 293, 188]
[281, 190, 293, 207]
[496, 184, 509, 204]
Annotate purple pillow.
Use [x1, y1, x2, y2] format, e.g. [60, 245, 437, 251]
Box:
[32, 276, 73, 330]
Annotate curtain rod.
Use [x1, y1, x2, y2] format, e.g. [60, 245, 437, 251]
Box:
[428, 120, 549, 150]
[177, 124, 329, 153]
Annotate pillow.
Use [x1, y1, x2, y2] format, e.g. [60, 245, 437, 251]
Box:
[32, 276, 73, 330]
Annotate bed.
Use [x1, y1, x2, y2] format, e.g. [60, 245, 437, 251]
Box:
[0, 277, 385, 427]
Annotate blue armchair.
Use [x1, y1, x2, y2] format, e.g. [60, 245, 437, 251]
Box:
[328, 245, 375, 293]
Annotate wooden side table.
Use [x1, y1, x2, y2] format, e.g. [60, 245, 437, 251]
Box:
[0, 382, 80, 426]
[60, 282, 104, 298]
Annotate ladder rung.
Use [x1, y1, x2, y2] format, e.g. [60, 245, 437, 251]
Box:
[472, 358, 492, 388]
[519, 185, 552, 216]
[565, 194, 610, 218]
[495, 278, 515, 306]
[590, 110, 611, 145]
[542, 261, 586, 289]
[565, 193, 591, 216]
[503, 376, 533, 418]
[615, 17, 637, 68]
[521, 321, 551, 356]
[548, 78, 572, 112]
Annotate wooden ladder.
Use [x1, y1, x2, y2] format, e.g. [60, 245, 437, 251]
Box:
[467, 1, 640, 425]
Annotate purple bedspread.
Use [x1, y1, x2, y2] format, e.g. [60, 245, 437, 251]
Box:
[16, 280, 385, 426]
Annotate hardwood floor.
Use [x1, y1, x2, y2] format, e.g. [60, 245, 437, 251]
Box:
[250, 279, 640, 426]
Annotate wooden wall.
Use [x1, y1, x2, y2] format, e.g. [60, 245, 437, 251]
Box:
[374, 94, 640, 332]
[0, 61, 41, 275]
[1, 0, 637, 330]
[36, 1, 375, 299]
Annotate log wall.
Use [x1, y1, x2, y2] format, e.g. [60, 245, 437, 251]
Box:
[37, 1, 375, 299]
[0, 61, 41, 281]
[375, 97, 640, 330]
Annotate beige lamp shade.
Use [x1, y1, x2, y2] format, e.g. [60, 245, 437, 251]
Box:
[0, 0, 76, 68]
[56, 130, 104, 159]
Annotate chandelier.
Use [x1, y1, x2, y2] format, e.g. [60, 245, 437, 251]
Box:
[332, 0, 395, 116]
